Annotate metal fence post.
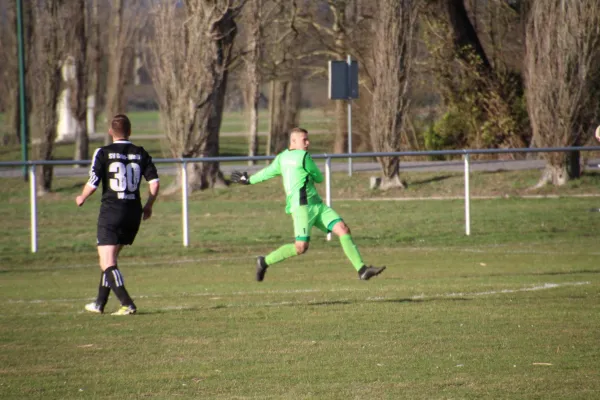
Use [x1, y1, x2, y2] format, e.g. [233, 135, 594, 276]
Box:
[326, 157, 332, 241]
[29, 164, 37, 253]
[464, 153, 471, 236]
[181, 162, 189, 247]
[347, 55, 353, 177]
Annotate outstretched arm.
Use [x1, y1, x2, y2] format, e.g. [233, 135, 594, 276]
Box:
[231, 155, 281, 185]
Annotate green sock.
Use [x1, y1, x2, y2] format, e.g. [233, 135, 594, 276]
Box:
[340, 234, 364, 271]
[265, 244, 298, 266]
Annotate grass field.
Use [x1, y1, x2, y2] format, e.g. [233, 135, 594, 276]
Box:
[0, 109, 335, 162]
[1, 167, 600, 399]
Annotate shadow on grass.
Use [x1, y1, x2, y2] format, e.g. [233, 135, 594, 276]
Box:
[53, 181, 87, 193]
[136, 296, 473, 315]
[138, 307, 202, 315]
[410, 174, 454, 186]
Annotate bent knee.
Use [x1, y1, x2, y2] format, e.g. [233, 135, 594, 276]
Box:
[295, 241, 309, 254]
[333, 221, 350, 236]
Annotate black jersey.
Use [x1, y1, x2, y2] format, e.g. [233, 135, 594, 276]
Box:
[87, 140, 159, 208]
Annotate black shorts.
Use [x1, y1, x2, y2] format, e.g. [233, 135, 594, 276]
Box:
[97, 205, 142, 246]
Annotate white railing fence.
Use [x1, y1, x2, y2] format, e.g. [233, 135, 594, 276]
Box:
[2, 146, 599, 253]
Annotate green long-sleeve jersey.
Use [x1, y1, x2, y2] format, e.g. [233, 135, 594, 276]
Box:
[249, 149, 324, 214]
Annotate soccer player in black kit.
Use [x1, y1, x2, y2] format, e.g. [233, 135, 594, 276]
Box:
[76, 114, 160, 315]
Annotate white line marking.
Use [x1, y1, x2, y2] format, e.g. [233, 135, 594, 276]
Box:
[3, 282, 591, 311]
[151, 281, 592, 311]
[338, 194, 600, 201]
[408, 281, 590, 300]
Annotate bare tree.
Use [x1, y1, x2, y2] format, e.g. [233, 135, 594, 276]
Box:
[242, 0, 262, 165]
[73, 0, 102, 163]
[423, 0, 530, 153]
[147, 0, 245, 192]
[266, 73, 302, 155]
[0, 1, 17, 144]
[525, 0, 600, 186]
[104, 0, 142, 144]
[295, 0, 374, 153]
[0, 0, 33, 146]
[369, 0, 421, 190]
[70, 0, 89, 165]
[262, 1, 303, 156]
[29, 1, 65, 193]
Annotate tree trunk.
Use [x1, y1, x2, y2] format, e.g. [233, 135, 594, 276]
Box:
[244, 0, 261, 166]
[266, 80, 276, 157]
[189, 66, 231, 191]
[1, 1, 33, 146]
[566, 151, 581, 179]
[445, 0, 491, 71]
[6, 5, 20, 145]
[333, 100, 347, 153]
[72, 0, 89, 167]
[246, 89, 259, 165]
[282, 74, 302, 146]
[89, 0, 102, 134]
[534, 164, 568, 188]
[187, 4, 238, 190]
[378, 157, 404, 190]
[268, 80, 287, 154]
[267, 75, 302, 156]
[30, 1, 62, 194]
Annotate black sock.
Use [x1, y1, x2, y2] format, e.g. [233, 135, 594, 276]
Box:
[96, 271, 111, 309]
[104, 266, 135, 308]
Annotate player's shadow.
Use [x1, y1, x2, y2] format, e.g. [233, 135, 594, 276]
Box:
[137, 296, 473, 315]
[141, 307, 202, 315]
[302, 297, 472, 307]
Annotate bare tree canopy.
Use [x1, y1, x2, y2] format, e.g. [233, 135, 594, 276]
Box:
[104, 0, 144, 145]
[525, 0, 600, 186]
[292, 0, 375, 154]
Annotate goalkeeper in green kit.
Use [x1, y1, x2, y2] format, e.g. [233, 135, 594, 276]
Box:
[231, 127, 386, 282]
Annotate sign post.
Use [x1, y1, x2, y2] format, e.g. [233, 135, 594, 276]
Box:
[328, 56, 359, 176]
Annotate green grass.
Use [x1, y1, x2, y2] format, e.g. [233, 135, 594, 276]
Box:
[0, 109, 335, 162]
[0, 134, 335, 162]
[1, 170, 600, 399]
[124, 109, 333, 136]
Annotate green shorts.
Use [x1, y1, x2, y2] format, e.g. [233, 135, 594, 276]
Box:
[292, 204, 342, 242]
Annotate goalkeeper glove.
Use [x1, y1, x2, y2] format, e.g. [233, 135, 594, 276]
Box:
[231, 170, 250, 185]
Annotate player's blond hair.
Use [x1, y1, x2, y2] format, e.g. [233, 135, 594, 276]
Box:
[290, 127, 308, 136]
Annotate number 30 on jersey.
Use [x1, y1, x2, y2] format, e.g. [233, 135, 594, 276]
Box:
[109, 162, 141, 192]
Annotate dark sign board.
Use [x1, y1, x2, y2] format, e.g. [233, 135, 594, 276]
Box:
[328, 60, 359, 100]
